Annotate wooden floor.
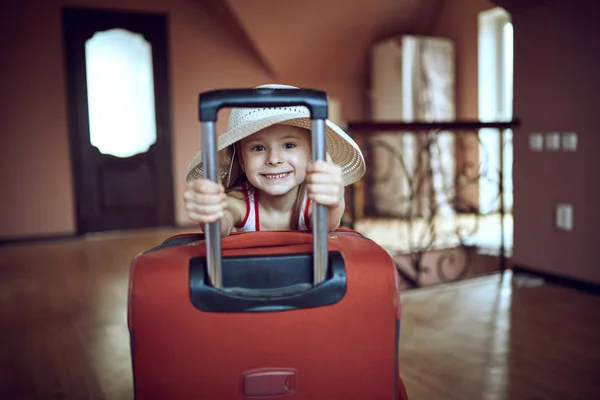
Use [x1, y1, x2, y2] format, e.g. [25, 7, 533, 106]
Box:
[1, 228, 599, 399]
[399, 273, 600, 400]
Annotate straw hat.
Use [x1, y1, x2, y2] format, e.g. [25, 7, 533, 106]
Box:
[186, 84, 365, 186]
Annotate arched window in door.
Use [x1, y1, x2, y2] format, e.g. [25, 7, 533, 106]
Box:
[85, 28, 157, 158]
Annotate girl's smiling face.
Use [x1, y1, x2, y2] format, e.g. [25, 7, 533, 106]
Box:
[238, 124, 310, 196]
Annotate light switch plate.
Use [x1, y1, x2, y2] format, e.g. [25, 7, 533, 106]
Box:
[562, 132, 578, 151]
[556, 203, 573, 231]
[545, 132, 561, 151]
[529, 133, 544, 151]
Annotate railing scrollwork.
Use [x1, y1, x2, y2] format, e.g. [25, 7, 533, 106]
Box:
[344, 120, 520, 288]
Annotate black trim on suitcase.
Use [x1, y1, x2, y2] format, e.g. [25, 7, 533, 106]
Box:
[395, 318, 400, 399]
[189, 251, 347, 312]
[143, 234, 205, 254]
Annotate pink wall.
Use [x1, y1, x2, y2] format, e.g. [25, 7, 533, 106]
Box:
[432, 0, 600, 284]
[431, 0, 495, 210]
[511, 0, 600, 284]
[0, 0, 366, 239]
[432, 0, 495, 119]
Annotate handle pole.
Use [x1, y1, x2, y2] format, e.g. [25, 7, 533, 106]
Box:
[198, 88, 330, 289]
[312, 119, 328, 285]
[201, 121, 223, 289]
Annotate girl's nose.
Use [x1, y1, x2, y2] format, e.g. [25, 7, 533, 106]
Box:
[266, 149, 283, 165]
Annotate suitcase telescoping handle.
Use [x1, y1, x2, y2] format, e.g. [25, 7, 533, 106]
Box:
[198, 88, 329, 290]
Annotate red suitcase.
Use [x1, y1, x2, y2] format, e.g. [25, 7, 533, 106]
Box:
[127, 88, 408, 399]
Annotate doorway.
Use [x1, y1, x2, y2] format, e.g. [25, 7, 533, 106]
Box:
[62, 7, 174, 234]
[478, 7, 514, 214]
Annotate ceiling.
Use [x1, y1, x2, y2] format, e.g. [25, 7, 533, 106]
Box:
[201, 0, 444, 80]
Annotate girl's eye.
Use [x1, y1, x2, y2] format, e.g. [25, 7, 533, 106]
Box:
[251, 145, 265, 151]
[284, 142, 296, 149]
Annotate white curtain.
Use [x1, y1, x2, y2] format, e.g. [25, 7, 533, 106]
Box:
[369, 36, 456, 219]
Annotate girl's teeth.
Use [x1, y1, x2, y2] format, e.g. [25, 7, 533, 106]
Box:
[265, 173, 288, 179]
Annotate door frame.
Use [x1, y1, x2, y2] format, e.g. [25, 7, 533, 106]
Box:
[61, 6, 175, 235]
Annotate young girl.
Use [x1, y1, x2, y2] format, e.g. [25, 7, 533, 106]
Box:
[183, 84, 366, 236]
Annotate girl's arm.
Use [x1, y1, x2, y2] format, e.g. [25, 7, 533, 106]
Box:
[326, 186, 345, 231]
[184, 180, 245, 237]
[306, 156, 345, 232]
[308, 187, 345, 232]
[218, 195, 245, 236]
[197, 197, 242, 237]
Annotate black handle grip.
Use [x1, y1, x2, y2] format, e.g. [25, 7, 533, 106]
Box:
[198, 88, 328, 122]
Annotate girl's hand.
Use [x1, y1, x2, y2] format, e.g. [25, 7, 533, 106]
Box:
[184, 179, 228, 223]
[306, 158, 344, 208]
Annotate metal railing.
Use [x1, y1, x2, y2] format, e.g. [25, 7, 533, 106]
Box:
[343, 120, 521, 288]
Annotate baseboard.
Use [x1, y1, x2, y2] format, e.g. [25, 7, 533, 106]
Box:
[0, 232, 76, 246]
[512, 264, 600, 296]
[0, 223, 196, 246]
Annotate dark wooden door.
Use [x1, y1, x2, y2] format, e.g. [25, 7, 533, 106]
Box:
[62, 7, 174, 234]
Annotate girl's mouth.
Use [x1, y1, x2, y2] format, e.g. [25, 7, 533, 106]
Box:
[262, 172, 291, 180]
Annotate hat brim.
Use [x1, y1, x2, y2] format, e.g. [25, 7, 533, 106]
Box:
[186, 113, 365, 187]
